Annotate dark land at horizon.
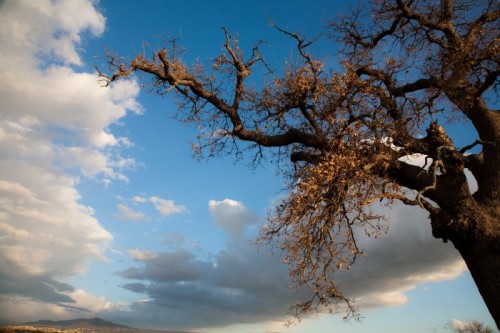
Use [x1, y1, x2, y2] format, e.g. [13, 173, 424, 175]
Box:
[0, 318, 203, 333]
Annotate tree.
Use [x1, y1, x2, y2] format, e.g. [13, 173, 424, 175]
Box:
[449, 320, 494, 333]
[97, 0, 500, 327]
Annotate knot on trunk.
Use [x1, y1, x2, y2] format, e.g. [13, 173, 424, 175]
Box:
[430, 208, 482, 245]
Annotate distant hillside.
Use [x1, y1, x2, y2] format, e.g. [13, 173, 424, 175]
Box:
[24, 317, 130, 329]
[13, 318, 204, 333]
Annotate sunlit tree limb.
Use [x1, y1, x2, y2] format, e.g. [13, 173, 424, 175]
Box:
[98, 0, 500, 327]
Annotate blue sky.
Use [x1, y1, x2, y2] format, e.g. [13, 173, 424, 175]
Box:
[0, 0, 496, 332]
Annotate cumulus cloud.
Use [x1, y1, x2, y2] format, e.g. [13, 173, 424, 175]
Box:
[114, 243, 302, 330]
[336, 203, 465, 308]
[209, 199, 258, 238]
[0, 0, 140, 323]
[0, 0, 105, 68]
[107, 200, 301, 329]
[150, 196, 186, 217]
[0, 167, 113, 300]
[104, 198, 464, 331]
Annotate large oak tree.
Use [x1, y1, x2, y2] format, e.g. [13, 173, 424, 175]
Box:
[98, 0, 500, 327]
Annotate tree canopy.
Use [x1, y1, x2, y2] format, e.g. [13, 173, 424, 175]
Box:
[98, 0, 500, 327]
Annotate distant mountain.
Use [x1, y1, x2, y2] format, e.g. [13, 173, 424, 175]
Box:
[25, 317, 131, 329]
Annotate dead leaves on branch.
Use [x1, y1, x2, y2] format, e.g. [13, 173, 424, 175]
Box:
[96, 0, 499, 322]
[260, 134, 401, 318]
[96, 29, 422, 320]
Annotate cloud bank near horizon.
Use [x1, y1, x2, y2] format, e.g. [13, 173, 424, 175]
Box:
[105, 199, 465, 330]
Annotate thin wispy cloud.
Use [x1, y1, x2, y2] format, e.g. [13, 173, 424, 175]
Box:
[117, 195, 186, 221]
[117, 204, 149, 222]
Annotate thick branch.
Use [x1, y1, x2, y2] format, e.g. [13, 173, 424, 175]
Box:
[356, 67, 439, 96]
[368, 15, 402, 49]
[235, 127, 324, 149]
[465, 153, 484, 187]
[387, 160, 436, 197]
[290, 151, 323, 164]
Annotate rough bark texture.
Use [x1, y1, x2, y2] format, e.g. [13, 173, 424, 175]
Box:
[456, 237, 500, 328]
[429, 131, 500, 329]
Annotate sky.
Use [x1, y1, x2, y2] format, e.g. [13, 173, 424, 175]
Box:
[0, 0, 496, 332]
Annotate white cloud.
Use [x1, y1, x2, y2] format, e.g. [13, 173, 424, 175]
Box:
[132, 196, 148, 203]
[149, 196, 186, 217]
[0, 170, 112, 276]
[0, 0, 142, 321]
[0, 296, 79, 324]
[335, 202, 465, 309]
[67, 289, 123, 313]
[0, 291, 125, 325]
[0, 0, 105, 67]
[128, 249, 158, 261]
[208, 199, 258, 238]
[117, 195, 186, 221]
[449, 318, 465, 329]
[117, 204, 149, 222]
[106, 199, 465, 330]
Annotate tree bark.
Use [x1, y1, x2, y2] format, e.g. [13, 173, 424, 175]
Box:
[429, 173, 500, 329]
[455, 238, 500, 329]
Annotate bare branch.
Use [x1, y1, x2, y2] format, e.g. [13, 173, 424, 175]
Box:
[98, 1, 500, 324]
[396, 0, 461, 43]
[475, 70, 499, 99]
[460, 139, 495, 154]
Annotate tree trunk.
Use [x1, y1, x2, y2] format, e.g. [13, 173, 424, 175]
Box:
[454, 238, 500, 329]
[429, 153, 500, 329]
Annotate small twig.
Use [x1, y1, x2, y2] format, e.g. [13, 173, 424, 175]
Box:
[416, 145, 450, 207]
